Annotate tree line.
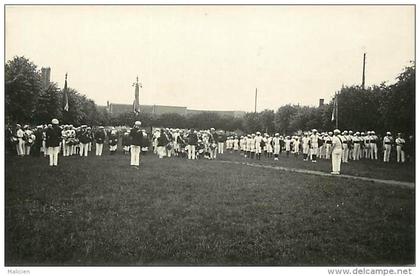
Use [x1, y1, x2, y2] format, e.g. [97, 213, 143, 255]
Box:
[5, 56, 415, 136]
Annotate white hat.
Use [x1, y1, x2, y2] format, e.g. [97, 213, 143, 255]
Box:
[333, 129, 340, 134]
[275, 133, 279, 136]
[387, 131, 391, 135]
[256, 131, 261, 135]
[135, 121, 142, 126]
[51, 118, 59, 125]
[312, 129, 317, 132]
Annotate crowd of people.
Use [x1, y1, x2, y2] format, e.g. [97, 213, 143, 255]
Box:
[6, 119, 414, 174]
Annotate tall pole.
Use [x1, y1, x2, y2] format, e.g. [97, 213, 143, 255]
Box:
[336, 92, 339, 129]
[254, 88, 257, 113]
[362, 53, 366, 90]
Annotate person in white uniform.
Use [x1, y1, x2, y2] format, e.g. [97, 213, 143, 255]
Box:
[254, 132, 263, 160]
[309, 129, 319, 162]
[383, 132, 393, 163]
[331, 129, 343, 175]
[324, 132, 333, 159]
[301, 132, 310, 161]
[395, 133, 405, 163]
[272, 133, 281, 160]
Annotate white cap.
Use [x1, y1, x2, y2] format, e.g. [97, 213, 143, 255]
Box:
[334, 129, 341, 134]
[51, 118, 59, 125]
[135, 121, 142, 126]
[387, 131, 391, 135]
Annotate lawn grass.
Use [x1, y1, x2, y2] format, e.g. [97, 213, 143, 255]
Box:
[218, 151, 415, 183]
[5, 150, 414, 265]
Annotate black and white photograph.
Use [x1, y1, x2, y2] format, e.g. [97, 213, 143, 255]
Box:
[3, 3, 416, 274]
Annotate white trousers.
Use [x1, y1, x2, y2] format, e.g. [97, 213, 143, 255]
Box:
[48, 146, 60, 166]
[310, 146, 318, 156]
[273, 145, 280, 155]
[353, 144, 361, 160]
[255, 145, 262, 154]
[17, 138, 25, 156]
[325, 144, 331, 159]
[383, 145, 391, 162]
[370, 143, 378, 160]
[332, 150, 342, 173]
[210, 148, 217, 159]
[188, 145, 196, 159]
[42, 141, 47, 156]
[62, 140, 68, 156]
[342, 144, 349, 162]
[25, 145, 31, 155]
[96, 143, 103, 156]
[218, 142, 224, 154]
[130, 145, 141, 166]
[109, 145, 117, 152]
[79, 143, 89, 157]
[157, 146, 166, 158]
[396, 145, 405, 163]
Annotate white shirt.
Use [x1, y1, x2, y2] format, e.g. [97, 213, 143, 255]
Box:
[331, 135, 343, 152]
[272, 137, 281, 147]
[310, 134, 319, 147]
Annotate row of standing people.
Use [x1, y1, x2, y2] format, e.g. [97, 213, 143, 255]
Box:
[223, 130, 411, 163]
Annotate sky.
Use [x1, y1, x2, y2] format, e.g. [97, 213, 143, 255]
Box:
[5, 5, 415, 112]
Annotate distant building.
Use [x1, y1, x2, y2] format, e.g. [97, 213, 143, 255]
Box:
[187, 109, 245, 118]
[41, 67, 51, 88]
[105, 78, 245, 118]
[105, 102, 244, 118]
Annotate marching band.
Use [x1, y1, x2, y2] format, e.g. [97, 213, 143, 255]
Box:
[5, 120, 414, 172]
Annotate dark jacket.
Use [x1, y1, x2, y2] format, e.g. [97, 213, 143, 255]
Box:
[46, 125, 61, 147]
[157, 132, 169, 146]
[95, 130, 106, 144]
[187, 133, 198, 146]
[130, 128, 143, 146]
[79, 130, 91, 144]
[217, 133, 226, 143]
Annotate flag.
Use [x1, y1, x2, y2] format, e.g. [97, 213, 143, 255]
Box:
[331, 94, 337, 122]
[133, 78, 140, 114]
[63, 73, 69, 112]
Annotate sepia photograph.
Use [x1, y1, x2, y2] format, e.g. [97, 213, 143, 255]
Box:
[3, 3, 415, 271]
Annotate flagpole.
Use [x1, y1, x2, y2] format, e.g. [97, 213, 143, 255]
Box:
[336, 92, 338, 129]
[254, 88, 257, 113]
[362, 53, 366, 90]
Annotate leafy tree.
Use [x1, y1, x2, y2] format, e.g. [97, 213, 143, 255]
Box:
[242, 112, 262, 133]
[5, 56, 42, 123]
[274, 105, 298, 134]
[33, 83, 62, 124]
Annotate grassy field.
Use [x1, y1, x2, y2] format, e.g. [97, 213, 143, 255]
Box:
[5, 149, 415, 266]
